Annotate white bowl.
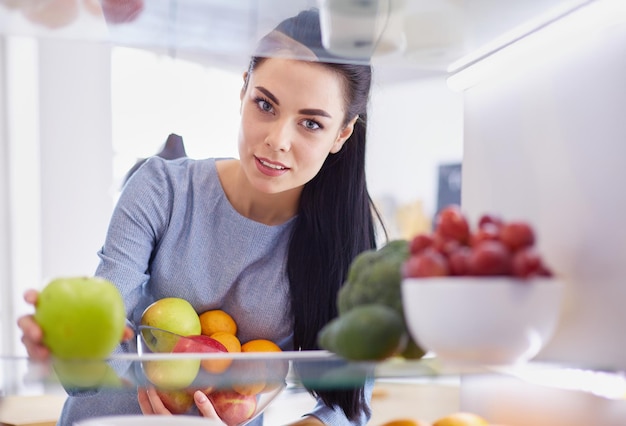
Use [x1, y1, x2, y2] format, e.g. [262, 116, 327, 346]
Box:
[401, 277, 564, 365]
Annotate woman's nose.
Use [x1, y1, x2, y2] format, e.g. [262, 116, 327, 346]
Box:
[265, 119, 292, 152]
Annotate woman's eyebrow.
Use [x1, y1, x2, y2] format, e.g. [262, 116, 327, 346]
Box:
[256, 86, 279, 105]
[298, 108, 331, 118]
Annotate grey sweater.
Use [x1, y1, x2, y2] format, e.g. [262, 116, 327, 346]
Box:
[57, 157, 371, 425]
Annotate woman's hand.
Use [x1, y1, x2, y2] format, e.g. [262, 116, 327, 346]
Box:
[16, 289, 49, 361]
[138, 387, 224, 423]
[285, 416, 325, 425]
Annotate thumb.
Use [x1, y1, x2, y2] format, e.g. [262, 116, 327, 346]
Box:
[194, 391, 224, 423]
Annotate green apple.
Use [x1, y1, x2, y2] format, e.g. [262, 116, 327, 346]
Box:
[34, 276, 126, 359]
[142, 357, 200, 390]
[140, 297, 201, 351]
[52, 358, 124, 390]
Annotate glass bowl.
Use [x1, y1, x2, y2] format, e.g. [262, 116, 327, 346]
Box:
[401, 277, 564, 366]
[137, 325, 287, 426]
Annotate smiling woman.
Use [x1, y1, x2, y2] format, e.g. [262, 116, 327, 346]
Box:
[17, 7, 382, 426]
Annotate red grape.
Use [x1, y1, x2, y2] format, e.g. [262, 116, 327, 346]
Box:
[470, 222, 500, 247]
[403, 249, 450, 278]
[448, 246, 472, 276]
[409, 234, 434, 255]
[468, 240, 513, 276]
[435, 205, 470, 244]
[499, 221, 535, 252]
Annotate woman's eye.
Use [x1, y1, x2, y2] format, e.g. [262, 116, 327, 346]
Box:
[302, 119, 321, 130]
[255, 98, 273, 113]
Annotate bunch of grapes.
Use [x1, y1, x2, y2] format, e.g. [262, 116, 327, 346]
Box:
[403, 205, 553, 279]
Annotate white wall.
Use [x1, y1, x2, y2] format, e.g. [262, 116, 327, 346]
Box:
[1, 37, 113, 356]
[462, 4, 626, 370]
[368, 74, 464, 237]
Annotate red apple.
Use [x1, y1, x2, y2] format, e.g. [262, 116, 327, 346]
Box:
[100, 0, 144, 24]
[156, 388, 194, 414]
[468, 240, 513, 276]
[209, 390, 257, 426]
[403, 249, 449, 278]
[173, 335, 230, 374]
[435, 205, 470, 244]
[499, 221, 535, 252]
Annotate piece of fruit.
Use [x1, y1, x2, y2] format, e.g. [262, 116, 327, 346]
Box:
[34, 276, 126, 360]
[448, 246, 472, 276]
[318, 304, 407, 361]
[467, 240, 513, 276]
[210, 331, 242, 353]
[199, 309, 238, 337]
[209, 390, 257, 426]
[100, 0, 144, 24]
[174, 335, 230, 374]
[141, 297, 201, 351]
[156, 388, 194, 415]
[477, 214, 503, 230]
[470, 223, 500, 247]
[241, 339, 282, 353]
[435, 205, 470, 244]
[499, 221, 535, 252]
[402, 248, 449, 278]
[52, 358, 122, 390]
[432, 412, 489, 426]
[380, 419, 430, 426]
[22, 0, 80, 29]
[409, 234, 434, 255]
[142, 356, 200, 390]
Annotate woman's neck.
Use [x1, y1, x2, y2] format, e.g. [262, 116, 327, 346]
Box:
[216, 159, 300, 226]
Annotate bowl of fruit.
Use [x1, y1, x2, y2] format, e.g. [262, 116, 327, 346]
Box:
[136, 300, 288, 426]
[401, 205, 564, 366]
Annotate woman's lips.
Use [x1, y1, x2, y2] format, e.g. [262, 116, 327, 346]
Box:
[255, 156, 290, 177]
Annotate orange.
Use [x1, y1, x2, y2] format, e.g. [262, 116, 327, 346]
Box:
[381, 420, 429, 426]
[241, 339, 282, 353]
[433, 412, 489, 426]
[199, 309, 237, 336]
[210, 331, 241, 353]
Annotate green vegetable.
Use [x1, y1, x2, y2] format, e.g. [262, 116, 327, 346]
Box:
[335, 239, 426, 360]
[318, 304, 407, 361]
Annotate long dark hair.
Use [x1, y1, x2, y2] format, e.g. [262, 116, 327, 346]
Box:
[247, 9, 382, 420]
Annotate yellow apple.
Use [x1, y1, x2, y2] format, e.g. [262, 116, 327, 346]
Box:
[140, 297, 201, 352]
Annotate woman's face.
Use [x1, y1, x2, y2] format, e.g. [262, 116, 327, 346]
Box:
[238, 57, 356, 195]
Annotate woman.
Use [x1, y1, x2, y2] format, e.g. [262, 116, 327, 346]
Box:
[18, 8, 382, 426]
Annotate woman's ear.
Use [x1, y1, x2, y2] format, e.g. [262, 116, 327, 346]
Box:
[330, 115, 358, 154]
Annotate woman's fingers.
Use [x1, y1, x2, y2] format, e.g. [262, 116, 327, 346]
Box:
[194, 391, 223, 422]
[138, 387, 172, 415]
[23, 289, 39, 305]
[137, 387, 155, 414]
[121, 325, 135, 342]
[16, 314, 50, 361]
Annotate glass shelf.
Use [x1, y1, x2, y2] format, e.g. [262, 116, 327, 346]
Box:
[3, 351, 623, 398]
[0, 0, 596, 74]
